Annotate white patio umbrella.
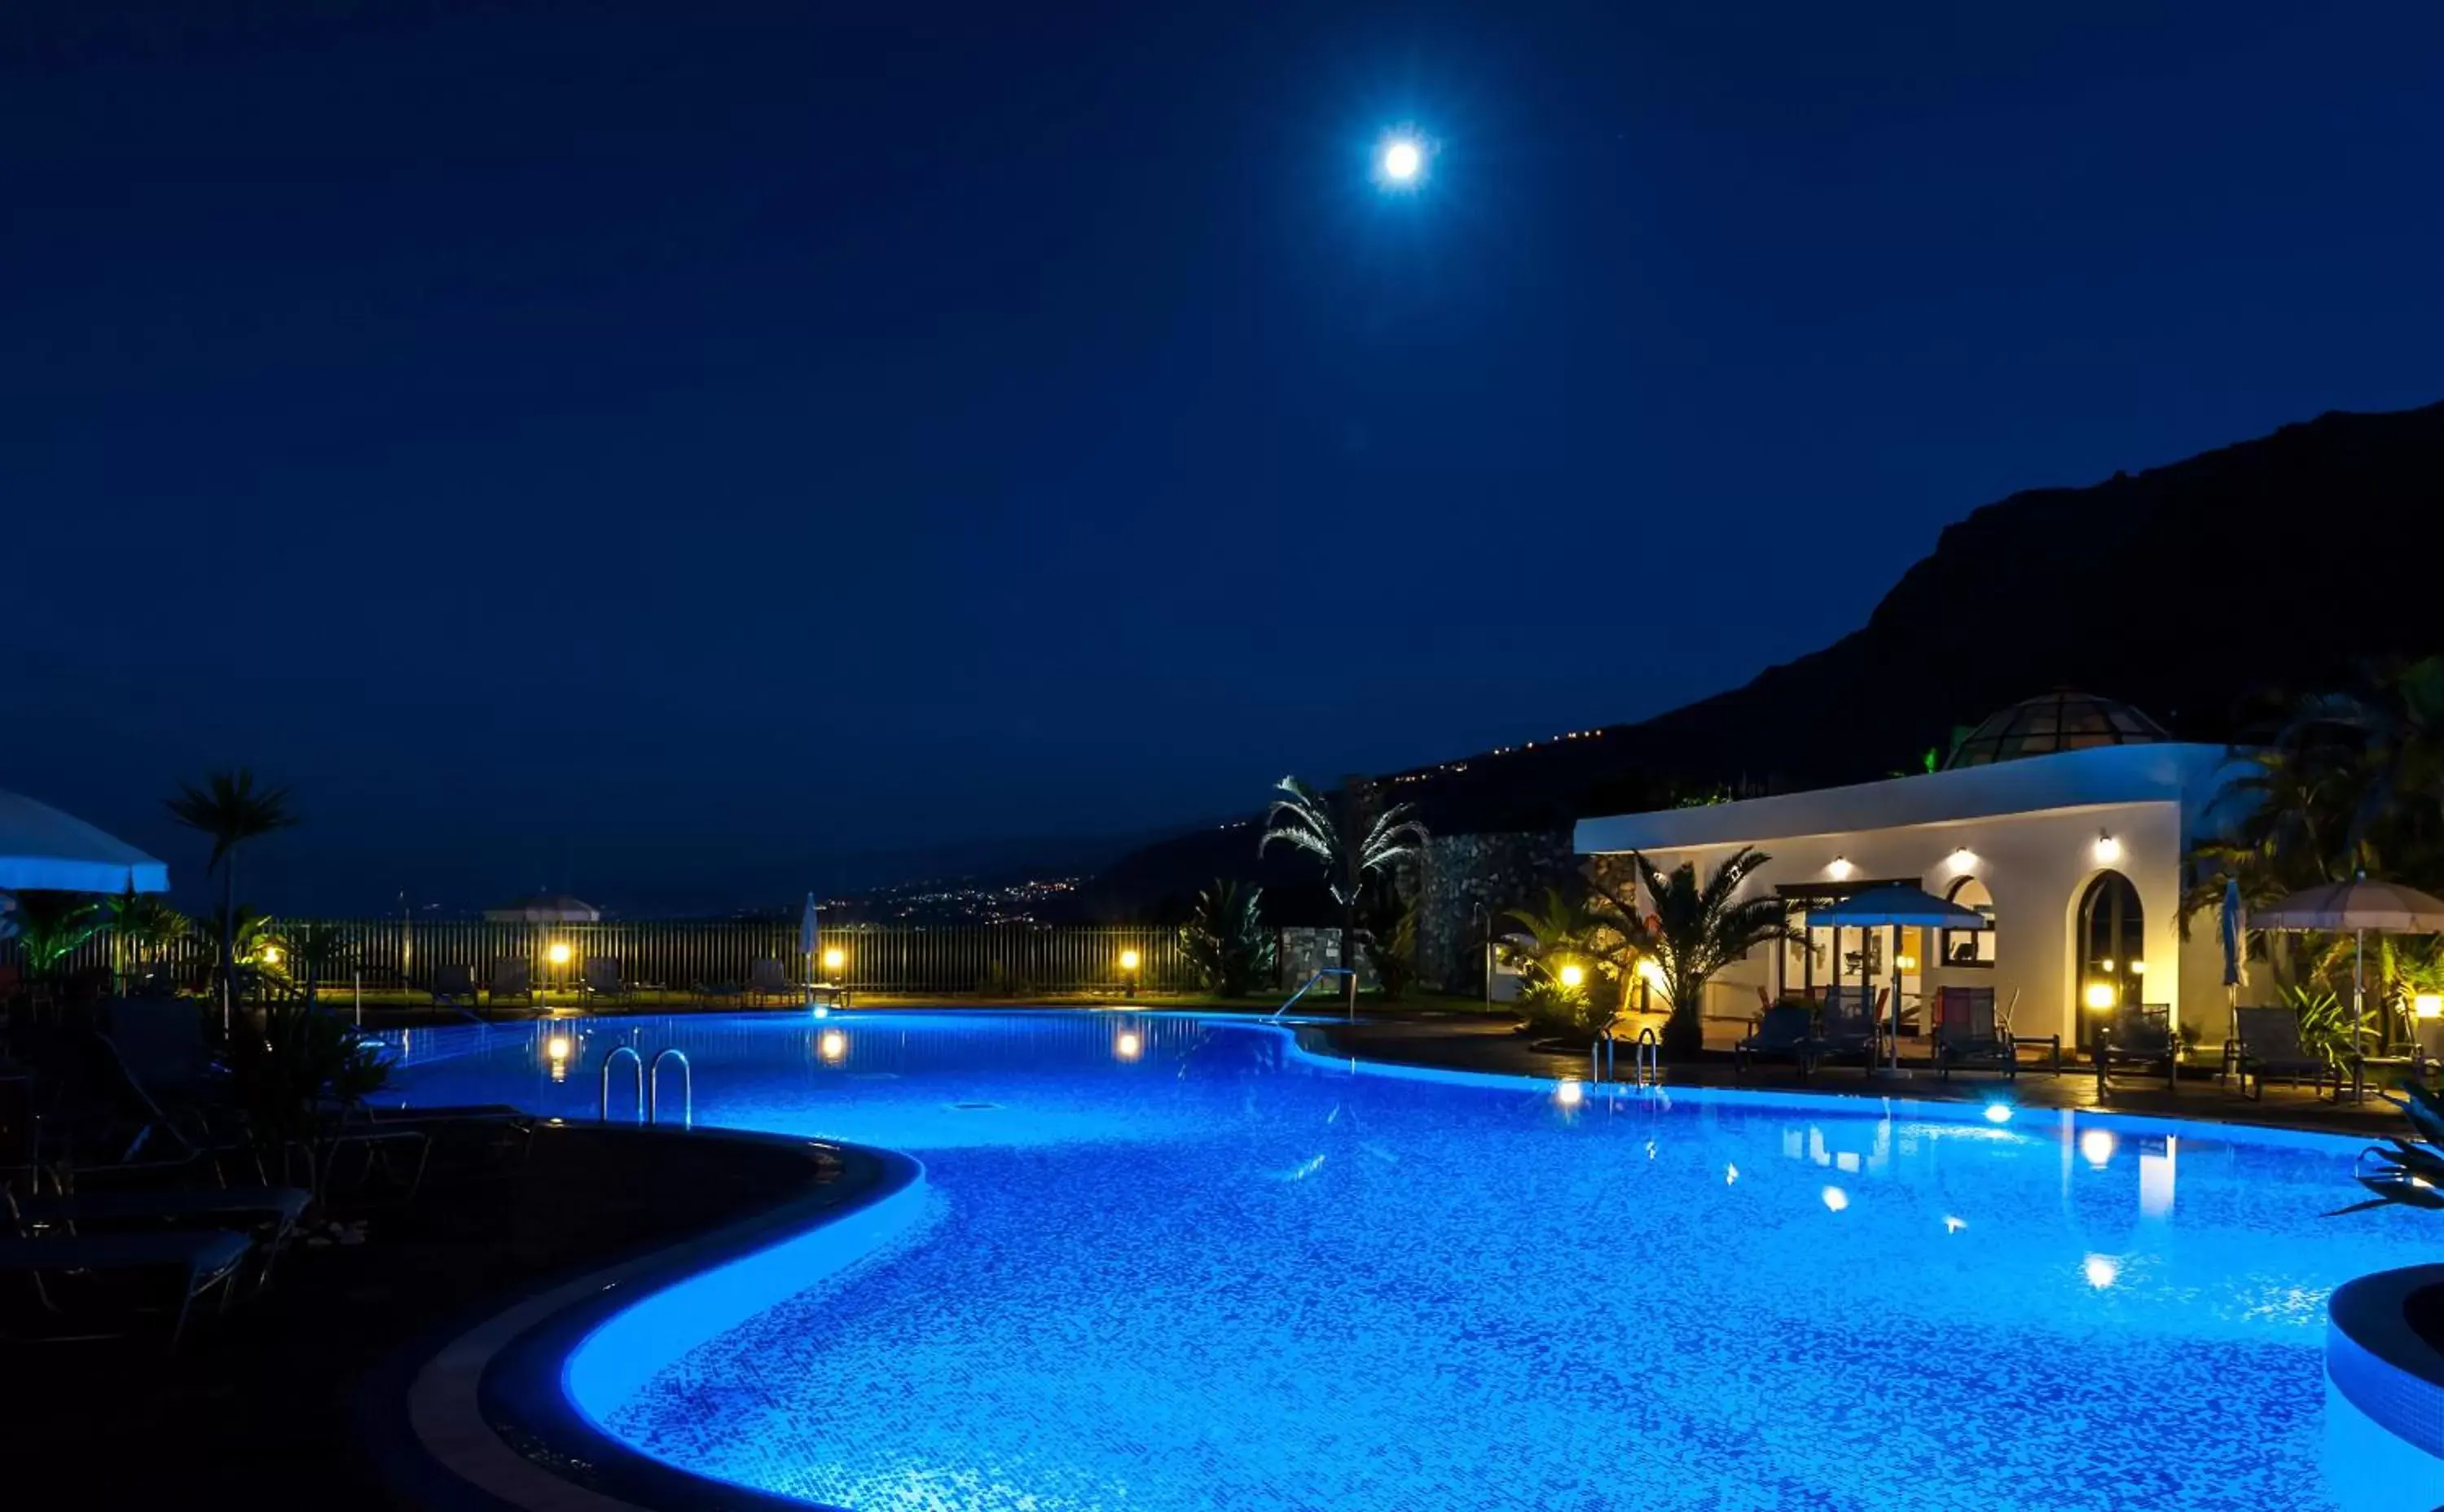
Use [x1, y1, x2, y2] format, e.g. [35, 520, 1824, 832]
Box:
[2251, 874, 2444, 1096]
[2218, 877, 2248, 1048]
[1804, 883, 1993, 1070]
[0, 788, 169, 894]
[799, 892, 821, 1005]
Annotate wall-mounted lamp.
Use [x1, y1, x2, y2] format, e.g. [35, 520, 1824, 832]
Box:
[2084, 982, 2118, 1011]
[1826, 856, 1855, 881]
[1895, 953, 1919, 973]
[2095, 831, 2121, 864]
[2417, 993, 2444, 1020]
[1948, 847, 1977, 872]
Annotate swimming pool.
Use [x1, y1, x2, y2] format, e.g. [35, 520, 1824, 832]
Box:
[385, 1010, 2430, 1511]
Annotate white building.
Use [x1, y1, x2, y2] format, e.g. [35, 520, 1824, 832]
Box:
[1572, 693, 2246, 1049]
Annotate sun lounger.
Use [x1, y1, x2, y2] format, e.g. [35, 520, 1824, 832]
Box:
[1932, 987, 2015, 1079]
[2094, 1002, 2177, 1089]
[490, 957, 533, 1009]
[1734, 1004, 1818, 1079]
[748, 958, 792, 1005]
[1813, 987, 1882, 1071]
[0, 1228, 253, 1347]
[582, 959, 625, 1005]
[10, 1185, 308, 1287]
[429, 963, 477, 1013]
[2232, 1006, 2333, 1099]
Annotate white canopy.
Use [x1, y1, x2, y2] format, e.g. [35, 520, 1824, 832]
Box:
[1803, 882, 1990, 930]
[2250, 877, 2444, 934]
[0, 788, 169, 894]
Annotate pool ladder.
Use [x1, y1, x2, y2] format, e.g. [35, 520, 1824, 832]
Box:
[1592, 1026, 1663, 1088]
[1267, 967, 1357, 1023]
[599, 1044, 695, 1127]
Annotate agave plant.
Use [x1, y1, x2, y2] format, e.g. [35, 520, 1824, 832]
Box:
[1178, 879, 1276, 998]
[2333, 1079, 2444, 1215]
[1259, 776, 1427, 1010]
[1356, 872, 1418, 1003]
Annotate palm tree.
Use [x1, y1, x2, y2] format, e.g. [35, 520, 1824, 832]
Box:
[103, 886, 190, 991]
[1589, 847, 1803, 1056]
[1502, 885, 1635, 1010]
[11, 891, 104, 982]
[1178, 879, 1276, 998]
[1259, 776, 1427, 1011]
[165, 768, 298, 1023]
[2272, 656, 2444, 878]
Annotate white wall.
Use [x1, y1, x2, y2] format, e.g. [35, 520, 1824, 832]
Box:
[1615, 799, 2209, 1048]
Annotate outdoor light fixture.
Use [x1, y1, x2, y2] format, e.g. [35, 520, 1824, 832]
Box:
[1826, 856, 1855, 881]
[1895, 952, 1919, 973]
[819, 1029, 847, 1063]
[547, 1035, 570, 1063]
[1558, 962, 1585, 990]
[1725, 1163, 1739, 1185]
[1821, 1186, 1849, 1212]
[1375, 131, 1430, 190]
[2081, 1128, 2117, 1167]
[1635, 958, 1666, 987]
[2084, 982, 2118, 1011]
[261, 944, 283, 966]
[2129, 960, 2146, 976]
[1554, 1079, 1585, 1109]
[2418, 993, 2444, 1020]
[1949, 848, 1976, 872]
[1984, 1103, 2013, 1124]
[823, 946, 846, 975]
[2099, 958, 2116, 973]
[1119, 948, 1141, 973]
[2095, 831, 2121, 864]
[2083, 1254, 2121, 1289]
[1115, 1031, 1143, 1061]
[547, 941, 571, 966]
[1943, 1215, 1968, 1234]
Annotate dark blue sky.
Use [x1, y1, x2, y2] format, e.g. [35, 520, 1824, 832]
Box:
[7, 2, 2441, 914]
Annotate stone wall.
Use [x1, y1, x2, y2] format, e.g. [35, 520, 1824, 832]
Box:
[1415, 829, 1576, 994]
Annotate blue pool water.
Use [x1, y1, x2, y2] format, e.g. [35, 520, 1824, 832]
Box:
[385, 1011, 2429, 1511]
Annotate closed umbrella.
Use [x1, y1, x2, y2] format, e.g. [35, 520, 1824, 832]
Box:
[2218, 877, 2248, 1070]
[799, 893, 821, 1006]
[2251, 875, 2444, 1097]
[0, 788, 169, 894]
[1804, 884, 1993, 1070]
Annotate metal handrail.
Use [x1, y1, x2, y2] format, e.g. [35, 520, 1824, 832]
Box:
[1590, 1027, 1615, 1083]
[1267, 968, 1357, 1023]
[648, 1048, 694, 1127]
[1634, 1026, 1662, 1087]
[600, 1044, 644, 1122]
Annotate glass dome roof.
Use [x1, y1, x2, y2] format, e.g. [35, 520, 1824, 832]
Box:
[1942, 691, 2169, 770]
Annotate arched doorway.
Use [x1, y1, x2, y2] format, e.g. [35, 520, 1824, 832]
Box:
[2074, 871, 2144, 1047]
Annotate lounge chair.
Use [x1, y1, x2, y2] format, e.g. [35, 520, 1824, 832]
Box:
[1813, 987, 1882, 1071]
[1932, 987, 2015, 1079]
[429, 963, 477, 1013]
[1734, 1003, 1817, 1079]
[582, 959, 625, 1005]
[2232, 1006, 2333, 1100]
[490, 958, 533, 1010]
[9, 1185, 309, 1290]
[2414, 1018, 2444, 1082]
[2093, 1002, 2177, 1090]
[748, 958, 792, 1005]
[0, 1228, 255, 1347]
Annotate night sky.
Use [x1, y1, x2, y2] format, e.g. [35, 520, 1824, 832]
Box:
[7, 2, 2441, 914]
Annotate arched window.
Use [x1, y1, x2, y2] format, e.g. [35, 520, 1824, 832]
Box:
[2076, 871, 2145, 1044]
[1942, 876, 1996, 967]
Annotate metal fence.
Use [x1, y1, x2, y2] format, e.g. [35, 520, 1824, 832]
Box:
[9, 920, 1193, 998]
